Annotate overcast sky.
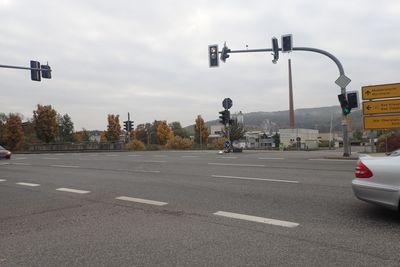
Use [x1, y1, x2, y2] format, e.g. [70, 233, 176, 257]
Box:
[1, 0, 399, 130]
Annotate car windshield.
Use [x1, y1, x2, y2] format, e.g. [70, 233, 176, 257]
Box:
[0, 145, 5, 150]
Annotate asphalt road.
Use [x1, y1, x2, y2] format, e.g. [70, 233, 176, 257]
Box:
[1, 150, 400, 266]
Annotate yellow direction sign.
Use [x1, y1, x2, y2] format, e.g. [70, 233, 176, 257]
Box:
[363, 115, 400, 130]
[362, 83, 400, 100]
[362, 99, 400, 115]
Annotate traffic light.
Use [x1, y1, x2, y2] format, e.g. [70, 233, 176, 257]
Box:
[128, 120, 134, 132]
[224, 110, 230, 124]
[219, 110, 226, 124]
[281, 34, 293, 53]
[124, 120, 134, 132]
[338, 93, 351, 115]
[271, 37, 279, 64]
[220, 43, 230, 62]
[208, 44, 219, 67]
[41, 64, 52, 79]
[219, 110, 230, 125]
[30, 60, 41, 81]
[346, 91, 359, 109]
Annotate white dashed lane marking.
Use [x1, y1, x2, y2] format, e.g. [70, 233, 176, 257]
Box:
[116, 196, 168, 206]
[208, 163, 265, 167]
[0, 179, 6, 182]
[214, 211, 299, 228]
[16, 182, 40, 187]
[56, 188, 90, 194]
[211, 175, 299, 184]
[50, 165, 80, 168]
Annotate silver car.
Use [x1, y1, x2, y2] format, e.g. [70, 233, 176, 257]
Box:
[352, 151, 400, 210]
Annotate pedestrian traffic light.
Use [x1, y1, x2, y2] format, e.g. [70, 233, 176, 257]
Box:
[30, 60, 41, 81]
[220, 43, 230, 63]
[281, 34, 293, 53]
[41, 64, 52, 79]
[271, 37, 279, 64]
[338, 93, 351, 115]
[208, 44, 219, 67]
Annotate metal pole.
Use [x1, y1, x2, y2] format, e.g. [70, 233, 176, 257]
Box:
[288, 59, 295, 128]
[0, 64, 48, 71]
[127, 112, 131, 144]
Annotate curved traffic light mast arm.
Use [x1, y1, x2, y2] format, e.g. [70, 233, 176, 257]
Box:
[221, 46, 351, 157]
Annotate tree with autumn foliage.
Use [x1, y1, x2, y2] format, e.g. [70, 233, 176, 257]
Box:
[194, 115, 210, 145]
[105, 114, 121, 142]
[4, 113, 24, 150]
[157, 121, 173, 145]
[33, 104, 58, 143]
[0, 113, 7, 146]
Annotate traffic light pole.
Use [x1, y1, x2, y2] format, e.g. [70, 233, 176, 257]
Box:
[0, 64, 47, 71]
[223, 46, 350, 157]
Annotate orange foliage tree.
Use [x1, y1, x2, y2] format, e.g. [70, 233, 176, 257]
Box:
[5, 113, 24, 150]
[33, 104, 58, 143]
[157, 121, 173, 145]
[105, 114, 121, 142]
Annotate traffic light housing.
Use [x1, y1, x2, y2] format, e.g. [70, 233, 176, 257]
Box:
[271, 37, 279, 64]
[220, 43, 230, 62]
[41, 64, 52, 79]
[346, 91, 359, 109]
[219, 110, 225, 124]
[281, 34, 293, 53]
[30, 60, 41, 81]
[124, 120, 134, 132]
[208, 45, 219, 67]
[338, 93, 351, 115]
[219, 110, 230, 125]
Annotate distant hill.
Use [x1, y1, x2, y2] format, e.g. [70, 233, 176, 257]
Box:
[186, 106, 363, 134]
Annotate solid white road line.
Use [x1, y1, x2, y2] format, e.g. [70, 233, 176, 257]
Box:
[258, 157, 285, 160]
[181, 156, 200, 158]
[56, 188, 90, 194]
[217, 156, 238, 159]
[0, 179, 6, 182]
[40, 157, 60, 160]
[214, 211, 299, 228]
[50, 165, 80, 168]
[116, 196, 168, 206]
[0, 163, 9, 166]
[14, 157, 27, 160]
[16, 182, 40, 187]
[211, 175, 299, 184]
[208, 163, 265, 167]
[128, 154, 143, 157]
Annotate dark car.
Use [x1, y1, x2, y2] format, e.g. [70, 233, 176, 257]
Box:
[0, 145, 11, 159]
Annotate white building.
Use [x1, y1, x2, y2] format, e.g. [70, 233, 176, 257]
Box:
[279, 128, 319, 150]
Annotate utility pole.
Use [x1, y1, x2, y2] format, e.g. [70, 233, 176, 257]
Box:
[288, 59, 295, 129]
